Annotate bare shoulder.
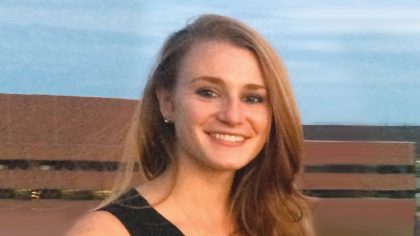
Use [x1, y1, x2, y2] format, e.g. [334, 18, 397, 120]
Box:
[64, 210, 130, 236]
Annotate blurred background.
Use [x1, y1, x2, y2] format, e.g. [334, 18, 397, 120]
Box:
[0, 1, 419, 235]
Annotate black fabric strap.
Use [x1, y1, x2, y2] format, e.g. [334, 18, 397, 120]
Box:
[99, 188, 184, 236]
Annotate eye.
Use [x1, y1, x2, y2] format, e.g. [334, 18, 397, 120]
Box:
[195, 88, 218, 98]
[243, 94, 264, 104]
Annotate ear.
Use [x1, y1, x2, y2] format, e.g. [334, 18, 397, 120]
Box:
[156, 88, 174, 121]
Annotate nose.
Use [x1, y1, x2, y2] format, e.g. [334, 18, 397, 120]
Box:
[217, 97, 244, 126]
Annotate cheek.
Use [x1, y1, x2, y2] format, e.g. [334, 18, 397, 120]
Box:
[265, 110, 272, 130]
[175, 100, 208, 130]
[251, 107, 272, 133]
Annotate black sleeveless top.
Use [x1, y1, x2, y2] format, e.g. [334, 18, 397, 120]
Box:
[99, 188, 184, 236]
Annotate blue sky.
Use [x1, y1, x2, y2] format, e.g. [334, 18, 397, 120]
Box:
[1, 0, 419, 125]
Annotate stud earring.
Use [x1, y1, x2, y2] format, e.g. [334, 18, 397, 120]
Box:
[164, 118, 170, 123]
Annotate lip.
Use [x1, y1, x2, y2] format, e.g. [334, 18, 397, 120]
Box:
[207, 130, 250, 138]
[206, 131, 249, 146]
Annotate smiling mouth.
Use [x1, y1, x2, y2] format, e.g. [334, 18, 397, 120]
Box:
[211, 133, 246, 142]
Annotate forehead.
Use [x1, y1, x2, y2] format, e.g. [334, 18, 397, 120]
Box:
[177, 40, 265, 87]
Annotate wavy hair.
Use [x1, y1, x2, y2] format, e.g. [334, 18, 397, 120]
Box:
[107, 14, 310, 236]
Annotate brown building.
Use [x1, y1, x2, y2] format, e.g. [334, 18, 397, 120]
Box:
[0, 93, 418, 236]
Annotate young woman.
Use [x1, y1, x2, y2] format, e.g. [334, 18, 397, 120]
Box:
[66, 14, 314, 236]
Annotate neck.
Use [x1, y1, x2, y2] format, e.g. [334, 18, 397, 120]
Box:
[139, 159, 236, 232]
[172, 162, 234, 214]
[137, 149, 239, 235]
[170, 159, 236, 234]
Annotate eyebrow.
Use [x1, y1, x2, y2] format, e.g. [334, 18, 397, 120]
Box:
[190, 76, 266, 90]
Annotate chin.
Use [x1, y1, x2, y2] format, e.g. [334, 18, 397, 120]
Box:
[204, 156, 254, 173]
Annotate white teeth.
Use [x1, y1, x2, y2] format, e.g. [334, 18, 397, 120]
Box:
[214, 133, 245, 142]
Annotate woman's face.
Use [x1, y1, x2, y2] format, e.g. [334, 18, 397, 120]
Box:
[158, 40, 271, 172]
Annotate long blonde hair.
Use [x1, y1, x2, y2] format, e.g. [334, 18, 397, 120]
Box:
[107, 14, 310, 236]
